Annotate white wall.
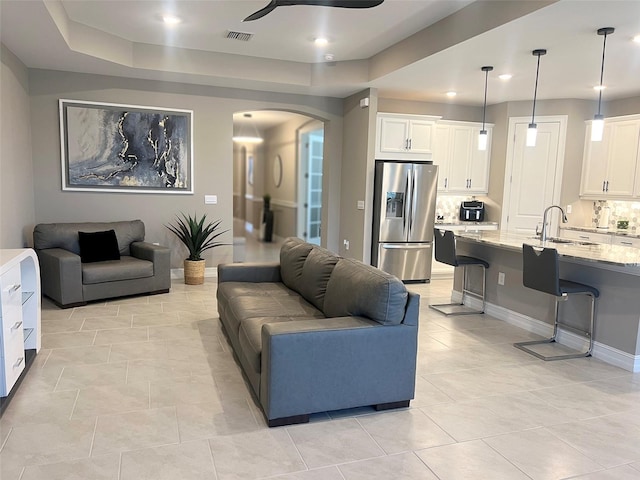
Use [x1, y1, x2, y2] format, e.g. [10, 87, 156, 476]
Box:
[0, 44, 35, 248]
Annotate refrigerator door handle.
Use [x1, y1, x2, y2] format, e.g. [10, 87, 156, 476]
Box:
[409, 167, 418, 237]
[403, 169, 411, 235]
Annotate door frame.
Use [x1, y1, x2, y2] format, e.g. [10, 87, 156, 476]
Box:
[500, 115, 568, 233]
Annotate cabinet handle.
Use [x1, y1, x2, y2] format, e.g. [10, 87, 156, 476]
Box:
[578, 235, 589, 239]
[606, 180, 609, 192]
[13, 357, 24, 369]
[11, 321, 23, 331]
[9, 284, 21, 293]
[444, 178, 448, 188]
[405, 139, 409, 150]
[620, 241, 633, 246]
[602, 180, 606, 192]
[408, 138, 412, 150]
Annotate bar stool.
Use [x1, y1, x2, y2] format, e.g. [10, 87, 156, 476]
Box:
[429, 228, 489, 316]
[514, 244, 599, 360]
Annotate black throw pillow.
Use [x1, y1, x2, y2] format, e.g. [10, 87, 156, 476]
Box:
[78, 230, 121, 263]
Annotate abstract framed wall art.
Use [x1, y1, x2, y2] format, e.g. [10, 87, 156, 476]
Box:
[59, 99, 194, 194]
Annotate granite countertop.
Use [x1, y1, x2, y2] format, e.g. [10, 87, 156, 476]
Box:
[561, 225, 640, 239]
[456, 230, 640, 268]
[435, 221, 498, 226]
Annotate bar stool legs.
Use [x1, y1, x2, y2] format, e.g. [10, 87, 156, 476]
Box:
[514, 292, 597, 360]
[430, 264, 487, 316]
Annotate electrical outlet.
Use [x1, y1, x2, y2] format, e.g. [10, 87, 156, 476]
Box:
[566, 204, 572, 214]
[498, 272, 505, 285]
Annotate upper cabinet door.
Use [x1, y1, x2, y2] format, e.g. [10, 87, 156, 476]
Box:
[377, 116, 411, 154]
[407, 120, 434, 155]
[580, 123, 611, 196]
[432, 124, 452, 191]
[468, 126, 491, 193]
[580, 116, 640, 199]
[606, 121, 639, 197]
[375, 113, 439, 160]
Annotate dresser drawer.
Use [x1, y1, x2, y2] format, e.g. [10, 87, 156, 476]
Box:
[1, 327, 25, 396]
[1, 264, 22, 321]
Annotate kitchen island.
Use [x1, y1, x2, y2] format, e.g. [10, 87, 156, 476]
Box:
[450, 231, 640, 371]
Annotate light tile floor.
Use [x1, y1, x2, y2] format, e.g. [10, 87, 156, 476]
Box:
[1, 278, 640, 479]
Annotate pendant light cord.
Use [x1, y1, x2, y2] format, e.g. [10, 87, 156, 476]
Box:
[531, 53, 542, 124]
[482, 69, 489, 130]
[596, 31, 609, 116]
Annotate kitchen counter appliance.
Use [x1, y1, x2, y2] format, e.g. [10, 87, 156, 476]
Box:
[371, 160, 438, 282]
[459, 201, 485, 222]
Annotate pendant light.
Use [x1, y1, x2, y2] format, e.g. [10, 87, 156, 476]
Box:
[478, 66, 493, 151]
[591, 27, 615, 142]
[232, 113, 263, 144]
[527, 49, 547, 147]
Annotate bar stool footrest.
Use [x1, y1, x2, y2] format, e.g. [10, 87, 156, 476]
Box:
[513, 339, 591, 361]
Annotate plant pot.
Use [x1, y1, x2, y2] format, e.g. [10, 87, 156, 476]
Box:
[184, 259, 206, 285]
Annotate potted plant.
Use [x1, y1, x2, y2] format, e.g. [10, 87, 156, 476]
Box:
[166, 213, 227, 285]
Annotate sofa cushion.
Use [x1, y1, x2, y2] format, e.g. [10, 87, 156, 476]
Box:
[81, 256, 153, 285]
[34, 220, 145, 256]
[217, 282, 297, 304]
[323, 259, 408, 326]
[78, 230, 121, 263]
[299, 247, 339, 311]
[280, 238, 313, 294]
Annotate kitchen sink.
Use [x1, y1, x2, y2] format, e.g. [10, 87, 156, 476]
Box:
[528, 236, 597, 246]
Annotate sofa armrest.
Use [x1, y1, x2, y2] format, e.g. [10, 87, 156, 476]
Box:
[218, 262, 281, 283]
[36, 248, 84, 307]
[130, 242, 170, 290]
[260, 317, 418, 420]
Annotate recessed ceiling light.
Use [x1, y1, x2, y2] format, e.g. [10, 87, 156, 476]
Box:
[163, 14, 181, 25]
[314, 37, 329, 46]
[633, 35, 640, 43]
[498, 74, 513, 80]
[446, 91, 457, 98]
[324, 53, 335, 61]
[593, 85, 606, 91]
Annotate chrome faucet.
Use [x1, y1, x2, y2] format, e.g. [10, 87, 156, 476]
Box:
[540, 205, 568, 243]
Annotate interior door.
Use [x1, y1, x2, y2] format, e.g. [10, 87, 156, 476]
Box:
[301, 129, 324, 245]
[503, 119, 563, 234]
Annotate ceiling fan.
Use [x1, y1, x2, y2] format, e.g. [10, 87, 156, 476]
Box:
[243, 0, 384, 22]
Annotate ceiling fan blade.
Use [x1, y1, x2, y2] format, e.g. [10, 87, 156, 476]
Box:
[243, 1, 279, 21]
[244, 0, 383, 21]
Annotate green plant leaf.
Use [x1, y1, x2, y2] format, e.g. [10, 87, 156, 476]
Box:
[166, 213, 229, 261]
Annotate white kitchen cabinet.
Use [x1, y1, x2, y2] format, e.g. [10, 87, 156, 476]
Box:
[376, 113, 440, 160]
[0, 249, 41, 407]
[560, 229, 612, 245]
[432, 121, 492, 194]
[580, 117, 640, 199]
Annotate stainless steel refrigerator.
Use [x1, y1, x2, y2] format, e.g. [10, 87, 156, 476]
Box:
[371, 160, 438, 282]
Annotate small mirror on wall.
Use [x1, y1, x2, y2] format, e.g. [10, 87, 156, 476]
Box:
[273, 154, 283, 188]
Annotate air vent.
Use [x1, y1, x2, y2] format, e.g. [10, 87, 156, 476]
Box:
[225, 31, 253, 42]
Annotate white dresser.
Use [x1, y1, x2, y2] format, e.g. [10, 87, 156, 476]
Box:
[0, 249, 41, 411]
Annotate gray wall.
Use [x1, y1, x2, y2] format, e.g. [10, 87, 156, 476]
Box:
[26, 68, 344, 267]
[0, 45, 35, 248]
[378, 97, 483, 122]
[339, 89, 378, 260]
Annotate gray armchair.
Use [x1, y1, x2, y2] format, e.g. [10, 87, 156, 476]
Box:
[33, 220, 170, 308]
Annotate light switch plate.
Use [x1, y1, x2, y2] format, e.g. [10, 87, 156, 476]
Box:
[204, 195, 218, 205]
[357, 200, 365, 210]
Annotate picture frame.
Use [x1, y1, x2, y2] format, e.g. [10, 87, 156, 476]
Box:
[59, 99, 194, 194]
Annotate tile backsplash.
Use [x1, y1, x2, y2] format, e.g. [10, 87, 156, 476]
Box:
[592, 200, 640, 231]
[436, 195, 477, 222]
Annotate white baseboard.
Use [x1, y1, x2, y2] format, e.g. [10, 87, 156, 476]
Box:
[170, 267, 218, 280]
[451, 290, 640, 372]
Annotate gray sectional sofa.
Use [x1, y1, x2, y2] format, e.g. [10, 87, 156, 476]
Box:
[34, 220, 171, 308]
[217, 237, 419, 427]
